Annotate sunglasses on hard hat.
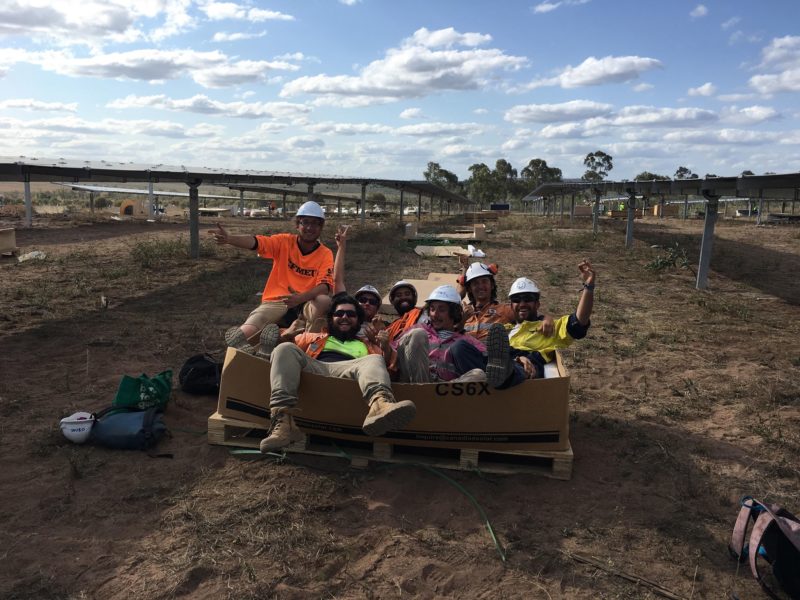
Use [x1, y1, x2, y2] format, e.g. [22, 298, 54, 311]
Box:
[332, 309, 358, 318]
[357, 296, 380, 306]
[510, 293, 540, 303]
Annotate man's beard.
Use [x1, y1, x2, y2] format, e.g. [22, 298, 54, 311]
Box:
[393, 299, 413, 315]
[328, 318, 360, 342]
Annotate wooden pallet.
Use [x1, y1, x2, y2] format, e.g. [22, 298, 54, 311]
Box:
[208, 412, 573, 479]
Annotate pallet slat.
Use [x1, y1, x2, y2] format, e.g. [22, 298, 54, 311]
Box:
[208, 412, 572, 479]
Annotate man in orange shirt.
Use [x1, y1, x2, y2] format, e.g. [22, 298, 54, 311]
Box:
[210, 201, 333, 353]
[385, 280, 426, 344]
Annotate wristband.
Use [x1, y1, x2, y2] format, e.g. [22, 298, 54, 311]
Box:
[582, 283, 595, 291]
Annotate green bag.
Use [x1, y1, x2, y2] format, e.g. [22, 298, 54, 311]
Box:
[113, 370, 173, 410]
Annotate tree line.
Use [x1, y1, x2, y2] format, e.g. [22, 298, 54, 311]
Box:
[423, 152, 773, 206]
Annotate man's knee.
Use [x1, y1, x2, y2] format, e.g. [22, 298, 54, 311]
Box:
[271, 342, 304, 362]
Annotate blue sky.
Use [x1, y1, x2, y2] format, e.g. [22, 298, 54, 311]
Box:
[1, 0, 799, 181]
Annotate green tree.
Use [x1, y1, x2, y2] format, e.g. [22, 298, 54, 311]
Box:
[582, 150, 613, 181]
[520, 158, 562, 192]
[740, 170, 755, 176]
[466, 162, 499, 208]
[423, 162, 459, 191]
[634, 171, 669, 181]
[674, 166, 696, 179]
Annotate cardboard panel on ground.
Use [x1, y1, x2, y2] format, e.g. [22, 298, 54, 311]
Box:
[0, 228, 18, 256]
[212, 347, 570, 453]
[414, 245, 469, 258]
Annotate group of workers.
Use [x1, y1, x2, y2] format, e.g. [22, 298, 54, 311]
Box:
[209, 200, 596, 453]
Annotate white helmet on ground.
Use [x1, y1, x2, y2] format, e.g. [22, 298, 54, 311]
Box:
[426, 285, 461, 305]
[296, 201, 325, 220]
[355, 285, 381, 302]
[60, 411, 95, 444]
[509, 277, 540, 297]
[465, 262, 495, 284]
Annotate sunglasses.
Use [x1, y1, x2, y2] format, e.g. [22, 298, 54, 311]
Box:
[357, 296, 380, 306]
[332, 309, 358, 318]
[297, 219, 322, 228]
[510, 293, 540, 303]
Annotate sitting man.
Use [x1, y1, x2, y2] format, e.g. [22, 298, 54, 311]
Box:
[385, 280, 427, 344]
[394, 285, 516, 387]
[210, 200, 333, 353]
[260, 293, 415, 452]
[458, 259, 553, 341]
[457, 260, 515, 341]
[495, 261, 596, 381]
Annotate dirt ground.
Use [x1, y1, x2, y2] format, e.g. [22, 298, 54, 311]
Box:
[1, 208, 798, 599]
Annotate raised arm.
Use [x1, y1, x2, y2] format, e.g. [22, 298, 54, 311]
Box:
[576, 260, 596, 326]
[208, 223, 257, 250]
[332, 224, 349, 295]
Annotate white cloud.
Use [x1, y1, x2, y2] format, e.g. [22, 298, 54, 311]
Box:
[539, 122, 596, 138]
[306, 122, 391, 135]
[532, 0, 590, 14]
[523, 55, 662, 90]
[728, 30, 762, 45]
[664, 128, 776, 145]
[721, 17, 740, 30]
[400, 108, 424, 119]
[280, 27, 527, 106]
[199, 2, 294, 22]
[690, 4, 708, 19]
[0, 114, 197, 138]
[212, 30, 266, 42]
[749, 38, 800, 93]
[107, 94, 311, 119]
[721, 105, 780, 124]
[505, 100, 614, 123]
[687, 82, 716, 96]
[633, 83, 653, 92]
[473, 108, 489, 115]
[0, 0, 196, 46]
[339, 0, 361, 5]
[0, 47, 299, 88]
[611, 105, 717, 127]
[0, 98, 78, 112]
[283, 136, 325, 150]
[394, 122, 484, 137]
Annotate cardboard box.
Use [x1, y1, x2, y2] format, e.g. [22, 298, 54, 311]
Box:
[214, 347, 571, 452]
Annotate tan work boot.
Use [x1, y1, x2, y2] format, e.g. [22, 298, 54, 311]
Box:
[225, 326, 255, 354]
[256, 324, 281, 359]
[259, 407, 304, 452]
[362, 394, 416, 437]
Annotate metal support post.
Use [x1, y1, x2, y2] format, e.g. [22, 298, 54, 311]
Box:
[148, 178, 154, 217]
[399, 189, 404, 222]
[625, 191, 636, 249]
[239, 189, 244, 217]
[188, 179, 202, 259]
[757, 189, 764, 225]
[592, 190, 601, 235]
[570, 194, 575, 224]
[360, 183, 367, 226]
[696, 192, 719, 290]
[417, 192, 422, 221]
[24, 172, 32, 228]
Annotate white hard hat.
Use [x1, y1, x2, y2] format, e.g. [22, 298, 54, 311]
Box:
[389, 280, 418, 304]
[296, 201, 325, 220]
[465, 262, 495, 284]
[59, 411, 95, 444]
[509, 277, 540, 297]
[355, 285, 381, 301]
[426, 285, 461, 305]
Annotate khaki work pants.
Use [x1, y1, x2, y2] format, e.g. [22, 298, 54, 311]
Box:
[269, 343, 394, 409]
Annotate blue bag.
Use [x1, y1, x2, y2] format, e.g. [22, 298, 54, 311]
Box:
[90, 406, 168, 451]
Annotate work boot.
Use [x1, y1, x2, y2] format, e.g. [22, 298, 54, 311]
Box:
[256, 324, 280, 359]
[225, 326, 254, 354]
[259, 407, 304, 452]
[452, 368, 487, 383]
[362, 394, 416, 437]
[486, 323, 515, 388]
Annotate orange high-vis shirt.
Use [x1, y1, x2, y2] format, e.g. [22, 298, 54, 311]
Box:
[255, 233, 334, 302]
